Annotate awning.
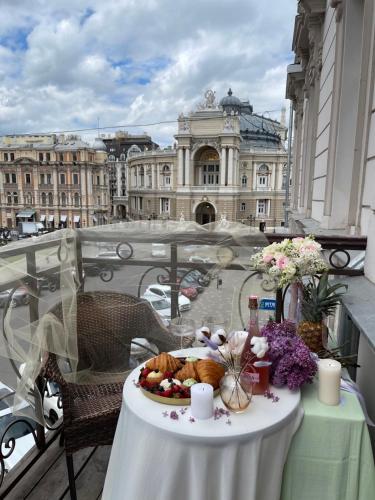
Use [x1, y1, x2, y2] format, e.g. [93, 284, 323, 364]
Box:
[40, 215, 46, 222]
[16, 210, 35, 218]
[48, 215, 54, 222]
[93, 216, 98, 222]
[74, 215, 80, 223]
[60, 215, 67, 222]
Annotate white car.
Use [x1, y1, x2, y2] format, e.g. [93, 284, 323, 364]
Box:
[151, 243, 167, 258]
[142, 295, 171, 320]
[143, 284, 191, 312]
[188, 255, 213, 264]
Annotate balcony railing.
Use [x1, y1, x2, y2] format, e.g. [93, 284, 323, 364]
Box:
[0, 227, 368, 496]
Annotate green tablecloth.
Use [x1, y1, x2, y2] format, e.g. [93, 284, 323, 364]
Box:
[281, 382, 375, 500]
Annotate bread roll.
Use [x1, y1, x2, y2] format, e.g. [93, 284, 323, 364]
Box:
[146, 353, 182, 373]
[196, 359, 225, 389]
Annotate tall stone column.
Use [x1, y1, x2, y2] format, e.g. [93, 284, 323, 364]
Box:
[252, 163, 257, 190]
[177, 148, 184, 186]
[220, 147, 226, 185]
[80, 166, 86, 208]
[53, 169, 58, 210]
[228, 147, 234, 185]
[152, 163, 157, 189]
[116, 164, 121, 196]
[185, 147, 191, 185]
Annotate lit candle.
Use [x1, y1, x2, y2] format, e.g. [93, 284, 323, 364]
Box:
[190, 383, 214, 419]
[318, 359, 341, 406]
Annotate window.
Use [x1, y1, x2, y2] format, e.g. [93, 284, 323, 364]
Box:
[203, 164, 220, 185]
[257, 164, 269, 188]
[26, 192, 33, 205]
[165, 176, 171, 185]
[11, 173, 17, 183]
[10, 153, 14, 161]
[257, 199, 269, 216]
[97, 175, 100, 185]
[241, 175, 247, 187]
[59, 153, 64, 162]
[74, 193, 80, 207]
[240, 202, 246, 211]
[7, 192, 12, 205]
[60, 173, 66, 184]
[48, 192, 53, 206]
[109, 155, 115, 161]
[47, 173, 52, 184]
[72, 153, 77, 162]
[148, 174, 152, 188]
[120, 153, 126, 161]
[61, 192, 67, 206]
[161, 198, 169, 213]
[25, 173, 31, 184]
[97, 196, 100, 205]
[73, 173, 79, 185]
[41, 192, 47, 206]
[139, 197, 143, 210]
[46, 153, 50, 162]
[5, 173, 10, 183]
[40, 173, 45, 184]
[140, 167, 144, 187]
[13, 192, 18, 204]
[39, 153, 43, 161]
[4, 153, 8, 161]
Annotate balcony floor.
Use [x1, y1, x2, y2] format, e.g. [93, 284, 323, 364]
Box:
[7, 438, 110, 500]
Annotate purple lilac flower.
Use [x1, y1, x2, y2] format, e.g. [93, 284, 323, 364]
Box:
[162, 411, 169, 418]
[261, 321, 317, 390]
[189, 416, 195, 423]
[170, 411, 179, 420]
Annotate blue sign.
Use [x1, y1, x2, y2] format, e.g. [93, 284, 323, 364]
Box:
[259, 298, 276, 311]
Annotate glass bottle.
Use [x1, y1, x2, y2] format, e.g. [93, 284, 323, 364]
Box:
[240, 295, 271, 395]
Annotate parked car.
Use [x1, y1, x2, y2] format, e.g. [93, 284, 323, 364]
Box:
[179, 286, 198, 300]
[188, 255, 212, 264]
[141, 296, 171, 320]
[143, 284, 191, 312]
[160, 269, 205, 293]
[151, 243, 167, 258]
[0, 287, 29, 308]
[37, 275, 60, 293]
[94, 251, 123, 270]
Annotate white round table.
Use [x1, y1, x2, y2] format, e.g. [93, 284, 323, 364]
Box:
[103, 348, 303, 500]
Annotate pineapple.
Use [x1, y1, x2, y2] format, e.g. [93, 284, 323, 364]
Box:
[297, 273, 347, 353]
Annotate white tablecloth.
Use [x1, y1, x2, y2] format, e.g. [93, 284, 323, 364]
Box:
[103, 348, 303, 500]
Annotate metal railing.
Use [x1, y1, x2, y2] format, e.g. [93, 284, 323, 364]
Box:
[0, 229, 367, 495]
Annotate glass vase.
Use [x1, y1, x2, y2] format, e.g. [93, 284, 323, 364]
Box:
[219, 371, 251, 413]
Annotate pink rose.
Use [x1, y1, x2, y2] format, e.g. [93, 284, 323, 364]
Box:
[276, 256, 289, 269]
[263, 254, 274, 264]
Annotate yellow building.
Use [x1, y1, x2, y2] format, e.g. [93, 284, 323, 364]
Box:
[0, 134, 109, 229]
[127, 89, 288, 227]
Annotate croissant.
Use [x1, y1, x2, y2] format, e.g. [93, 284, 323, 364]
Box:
[196, 359, 225, 389]
[146, 353, 182, 373]
[175, 362, 199, 382]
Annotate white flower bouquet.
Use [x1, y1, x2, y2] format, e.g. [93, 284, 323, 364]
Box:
[250, 236, 328, 287]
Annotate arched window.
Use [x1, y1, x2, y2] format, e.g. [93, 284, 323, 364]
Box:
[241, 175, 247, 187]
[109, 155, 115, 161]
[162, 165, 170, 174]
[41, 192, 47, 206]
[13, 192, 18, 204]
[61, 192, 67, 207]
[120, 153, 126, 161]
[74, 193, 80, 207]
[26, 192, 33, 205]
[48, 193, 53, 206]
[7, 192, 12, 205]
[257, 164, 269, 188]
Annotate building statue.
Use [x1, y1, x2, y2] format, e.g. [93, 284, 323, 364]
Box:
[223, 116, 234, 132]
[197, 89, 218, 110]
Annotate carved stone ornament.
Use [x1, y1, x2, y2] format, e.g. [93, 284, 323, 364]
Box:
[197, 89, 218, 110]
[178, 118, 191, 133]
[223, 116, 234, 132]
[192, 138, 221, 153]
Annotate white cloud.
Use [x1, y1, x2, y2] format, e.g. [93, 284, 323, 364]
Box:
[0, 0, 296, 145]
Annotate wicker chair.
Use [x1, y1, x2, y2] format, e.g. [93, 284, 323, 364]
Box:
[44, 291, 180, 500]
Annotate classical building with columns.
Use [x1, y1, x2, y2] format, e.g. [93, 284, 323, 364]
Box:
[102, 131, 158, 220]
[127, 89, 287, 226]
[0, 134, 110, 229]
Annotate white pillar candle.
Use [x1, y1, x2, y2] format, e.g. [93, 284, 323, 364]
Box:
[190, 383, 214, 420]
[318, 359, 341, 406]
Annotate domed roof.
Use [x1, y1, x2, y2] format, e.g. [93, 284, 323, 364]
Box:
[92, 137, 107, 152]
[219, 88, 242, 109]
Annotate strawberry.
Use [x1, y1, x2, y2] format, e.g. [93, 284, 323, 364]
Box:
[141, 368, 151, 377]
[163, 389, 173, 398]
[140, 380, 147, 388]
[164, 371, 174, 379]
[172, 384, 180, 393]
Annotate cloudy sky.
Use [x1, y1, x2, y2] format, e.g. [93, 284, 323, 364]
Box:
[0, 0, 296, 146]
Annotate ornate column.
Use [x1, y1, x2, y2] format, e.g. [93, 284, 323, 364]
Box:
[80, 165, 87, 208]
[220, 147, 226, 185]
[228, 147, 234, 185]
[152, 163, 157, 189]
[116, 164, 121, 196]
[185, 147, 191, 185]
[177, 148, 184, 186]
[252, 163, 257, 190]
